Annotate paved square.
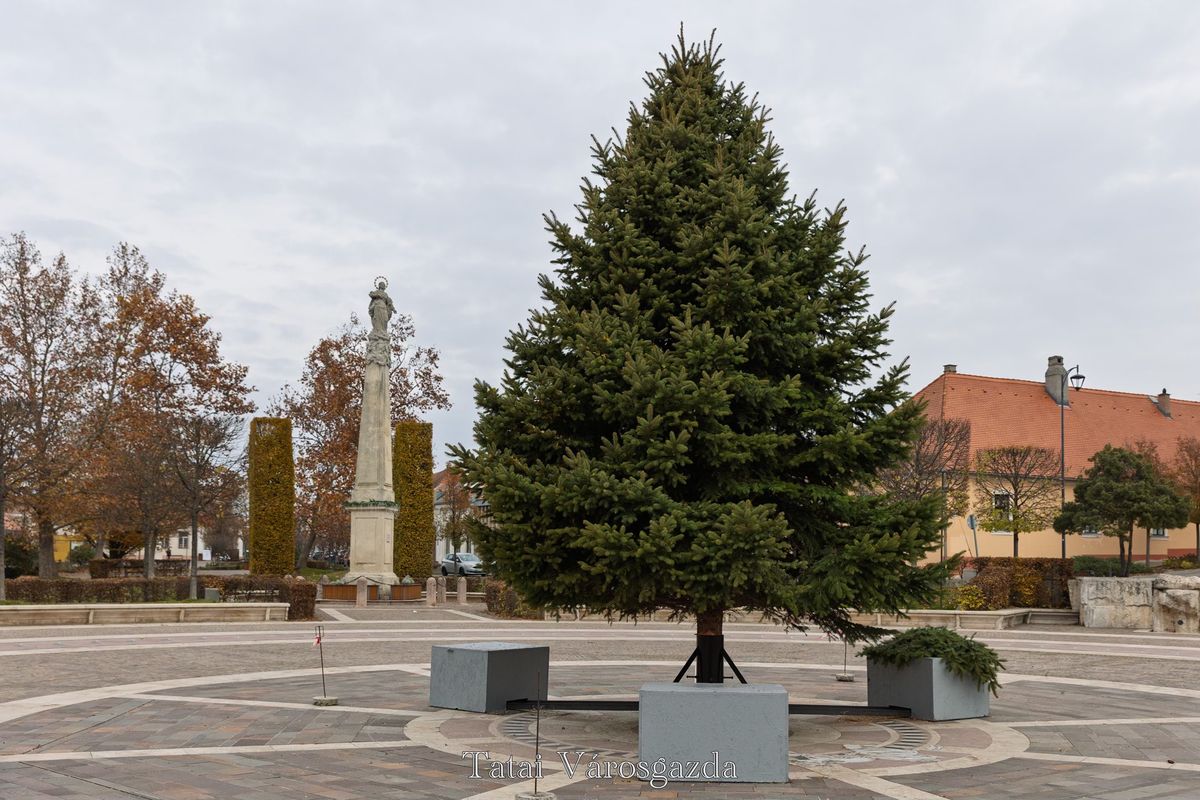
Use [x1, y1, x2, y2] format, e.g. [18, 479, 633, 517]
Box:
[0, 608, 1198, 798]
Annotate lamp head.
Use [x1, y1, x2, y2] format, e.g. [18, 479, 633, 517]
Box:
[1070, 373, 1086, 390]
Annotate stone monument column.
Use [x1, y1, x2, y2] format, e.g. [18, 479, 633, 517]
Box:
[340, 277, 401, 595]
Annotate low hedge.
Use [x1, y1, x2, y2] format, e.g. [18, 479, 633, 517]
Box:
[2, 576, 317, 620]
[483, 579, 542, 620]
[966, 557, 1072, 609]
[89, 559, 190, 578]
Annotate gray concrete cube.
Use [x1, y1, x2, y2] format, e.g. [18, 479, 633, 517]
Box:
[638, 682, 789, 783]
[429, 642, 549, 713]
[867, 657, 989, 720]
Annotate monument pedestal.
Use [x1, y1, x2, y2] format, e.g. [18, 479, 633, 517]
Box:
[339, 502, 400, 598]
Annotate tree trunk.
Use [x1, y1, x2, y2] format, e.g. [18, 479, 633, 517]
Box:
[695, 609, 725, 684]
[295, 520, 318, 570]
[189, 510, 200, 600]
[1145, 527, 1151, 567]
[1012, 531, 1019, 559]
[0, 491, 7, 601]
[143, 531, 156, 579]
[36, 514, 56, 578]
[1195, 521, 1199, 559]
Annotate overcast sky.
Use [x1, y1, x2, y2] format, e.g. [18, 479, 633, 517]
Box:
[3, 2, 1198, 465]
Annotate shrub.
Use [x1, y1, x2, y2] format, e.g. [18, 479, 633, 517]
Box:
[1162, 555, 1199, 570]
[968, 557, 1071, 608]
[955, 584, 987, 611]
[860, 626, 1005, 695]
[248, 417, 296, 575]
[66, 544, 95, 568]
[393, 420, 435, 583]
[2, 576, 316, 619]
[1072, 556, 1151, 577]
[971, 565, 1013, 610]
[483, 578, 542, 620]
[3, 536, 39, 578]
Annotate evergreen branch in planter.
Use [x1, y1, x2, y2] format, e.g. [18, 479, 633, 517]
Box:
[859, 627, 1005, 695]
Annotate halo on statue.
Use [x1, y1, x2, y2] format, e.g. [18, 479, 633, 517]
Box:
[374, 276, 389, 291]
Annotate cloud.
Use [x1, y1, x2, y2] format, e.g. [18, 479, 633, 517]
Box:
[2, 0, 1198, 470]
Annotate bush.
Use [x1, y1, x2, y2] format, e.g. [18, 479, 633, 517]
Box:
[393, 420, 435, 583]
[66, 544, 96, 569]
[860, 626, 1005, 695]
[483, 578, 542, 619]
[967, 557, 1071, 608]
[89, 559, 189, 578]
[1, 576, 316, 620]
[3, 536, 38, 578]
[1072, 556, 1152, 577]
[1162, 555, 1199, 570]
[955, 584, 987, 611]
[248, 417, 296, 576]
[971, 565, 1013, 610]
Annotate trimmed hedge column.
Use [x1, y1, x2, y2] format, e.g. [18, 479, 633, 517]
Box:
[248, 417, 296, 575]
[393, 420, 434, 582]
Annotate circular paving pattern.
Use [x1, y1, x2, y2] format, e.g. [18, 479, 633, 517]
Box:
[0, 616, 1199, 798]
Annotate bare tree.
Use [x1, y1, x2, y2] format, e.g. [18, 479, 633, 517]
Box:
[436, 468, 475, 554]
[875, 417, 971, 521]
[973, 445, 1061, 558]
[171, 414, 245, 598]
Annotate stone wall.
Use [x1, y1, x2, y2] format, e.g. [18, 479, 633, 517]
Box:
[1076, 575, 1200, 632]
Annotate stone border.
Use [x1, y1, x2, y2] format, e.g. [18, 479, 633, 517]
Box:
[0, 602, 289, 626]
[849, 608, 1078, 630]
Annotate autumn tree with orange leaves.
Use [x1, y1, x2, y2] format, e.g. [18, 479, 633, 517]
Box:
[271, 313, 449, 567]
[0, 234, 253, 580]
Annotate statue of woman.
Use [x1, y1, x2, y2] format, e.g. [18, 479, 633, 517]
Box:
[368, 277, 395, 336]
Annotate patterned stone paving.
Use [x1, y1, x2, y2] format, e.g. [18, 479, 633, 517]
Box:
[0, 617, 1199, 798]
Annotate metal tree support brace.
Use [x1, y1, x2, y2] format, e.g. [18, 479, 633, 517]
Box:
[673, 634, 747, 684]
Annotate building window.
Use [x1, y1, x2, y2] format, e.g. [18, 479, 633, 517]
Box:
[1082, 526, 1100, 538]
[1150, 527, 1168, 539]
[178, 534, 189, 549]
[990, 492, 1013, 534]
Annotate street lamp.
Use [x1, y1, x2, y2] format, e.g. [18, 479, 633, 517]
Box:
[1059, 365, 1086, 558]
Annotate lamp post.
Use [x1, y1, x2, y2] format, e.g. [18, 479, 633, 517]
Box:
[1059, 365, 1086, 558]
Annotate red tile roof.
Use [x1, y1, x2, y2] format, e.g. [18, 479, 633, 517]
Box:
[913, 371, 1200, 477]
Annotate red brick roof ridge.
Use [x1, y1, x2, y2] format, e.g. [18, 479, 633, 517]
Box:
[926, 371, 1200, 408]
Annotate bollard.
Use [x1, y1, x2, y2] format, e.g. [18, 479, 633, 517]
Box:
[457, 576, 468, 604]
[436, 576, 447, 605]
[316, 575, 329, 601]
[355, 576, 369, 608]
[426, 576, 437, 607]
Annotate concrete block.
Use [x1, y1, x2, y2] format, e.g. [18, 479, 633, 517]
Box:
[203, 587, 221, 602]
[430, 642, 549, 713]
[638, 682, 788, 783]
[867, 657, 989, 721]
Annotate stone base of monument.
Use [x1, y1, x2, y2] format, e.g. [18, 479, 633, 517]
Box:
[312, 696, 339, 707]
[429, 642, 549, 713]
[867, 657, 988, 721]
[638, 682, 789, 783]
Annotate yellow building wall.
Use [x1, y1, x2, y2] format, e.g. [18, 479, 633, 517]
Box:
[927, 480, 1199, 564]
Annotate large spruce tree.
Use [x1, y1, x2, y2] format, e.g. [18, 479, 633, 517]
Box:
[453, 33, 947, 680]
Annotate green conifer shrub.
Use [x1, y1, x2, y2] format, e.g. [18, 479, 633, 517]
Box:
[248, 417, 296, 575]
[393, 420, 434, 582]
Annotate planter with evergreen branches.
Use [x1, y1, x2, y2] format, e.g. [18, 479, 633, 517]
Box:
[860, 627, 1004, 720]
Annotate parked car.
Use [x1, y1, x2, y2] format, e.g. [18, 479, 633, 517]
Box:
[441, 552, 486, 576]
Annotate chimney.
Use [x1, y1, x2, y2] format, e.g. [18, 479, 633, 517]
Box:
[1045, 355, 1067, 406]
[1155, 388, 1172, 418]
[943, 364, 957, 374]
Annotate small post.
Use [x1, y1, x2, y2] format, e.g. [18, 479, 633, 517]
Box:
[355, 576, 370, 608]
[426, 576, 437, 606]
[436, 576, 447, 605]
[835, 638, 855, 682]
[312, 625, 338, 706]
[457, 576, 468, 604]
[316, 574, 329, 601]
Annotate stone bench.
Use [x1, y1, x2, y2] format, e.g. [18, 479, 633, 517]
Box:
[429, 642, 549, 713]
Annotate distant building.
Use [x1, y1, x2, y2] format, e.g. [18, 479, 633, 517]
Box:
[128, 528, 245, 562]
[433, 468, 490, 562]
[915, 357, 1200, 561]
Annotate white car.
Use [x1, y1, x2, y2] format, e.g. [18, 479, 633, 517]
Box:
[440, 552, 486, 576]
